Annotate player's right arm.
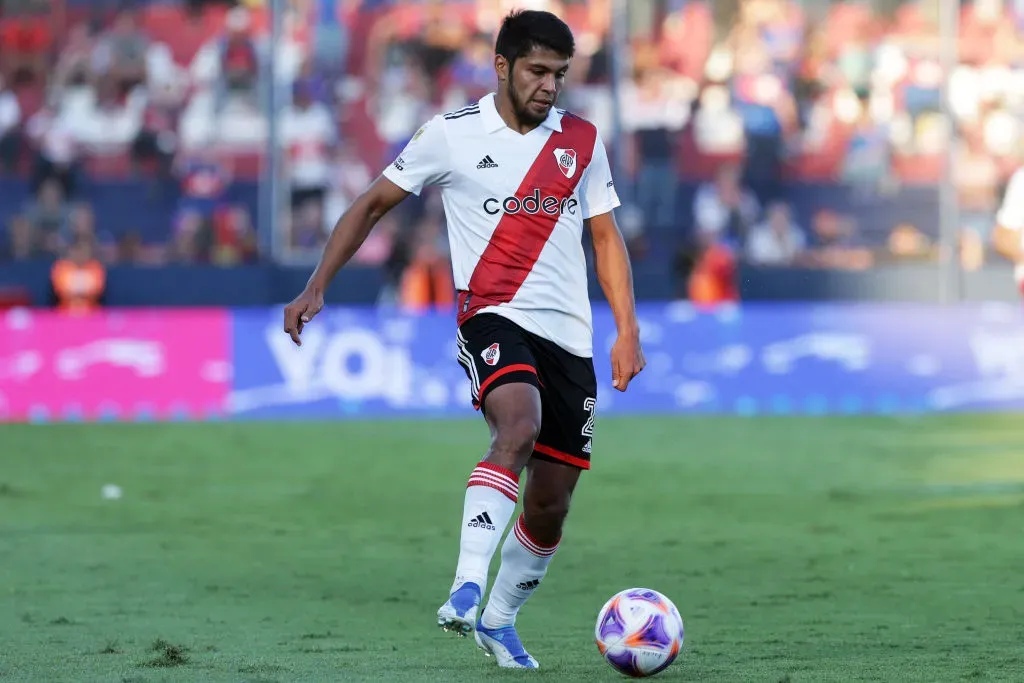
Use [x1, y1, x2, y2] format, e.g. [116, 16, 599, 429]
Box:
[284, 116, 452, 345]
[283, 176, 408, 345]
[993, 169, 1024, 263]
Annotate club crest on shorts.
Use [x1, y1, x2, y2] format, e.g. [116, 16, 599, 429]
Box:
[481, 343, 501, 366]
[554, 148, 577, 179]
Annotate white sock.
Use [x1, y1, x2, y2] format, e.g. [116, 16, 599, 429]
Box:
[450, 462, 519, 595]
[480, 514, 559, 629]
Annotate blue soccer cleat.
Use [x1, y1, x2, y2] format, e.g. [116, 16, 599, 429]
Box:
[436, 582, 481, 637]
[475, 616, 540, 669]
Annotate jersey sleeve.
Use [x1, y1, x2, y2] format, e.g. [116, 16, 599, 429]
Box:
[578, 132, 621, 220]
[996, 169, 1024, 232]
[381, 115, 451, 196]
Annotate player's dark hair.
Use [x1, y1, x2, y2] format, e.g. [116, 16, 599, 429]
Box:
[495, 10, 575, 69]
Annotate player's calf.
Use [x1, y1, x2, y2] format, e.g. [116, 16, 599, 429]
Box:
[522, 456, 581, 545]
[521, 492, 571, 547]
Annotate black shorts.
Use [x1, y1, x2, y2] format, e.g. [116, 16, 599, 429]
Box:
[456, 312, 597, 470]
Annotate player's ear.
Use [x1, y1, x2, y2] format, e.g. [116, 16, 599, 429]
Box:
[495, 54, 509, 82]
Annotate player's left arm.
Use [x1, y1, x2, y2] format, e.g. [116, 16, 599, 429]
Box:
[587, 211, 645, 392]
[580, 132, 645, 391]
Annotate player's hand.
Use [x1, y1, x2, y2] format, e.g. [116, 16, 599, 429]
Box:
[610, 330, 645, 392]
[283, 287, 324, 346]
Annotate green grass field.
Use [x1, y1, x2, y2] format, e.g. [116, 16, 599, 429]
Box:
[2, 416, 1024, 682]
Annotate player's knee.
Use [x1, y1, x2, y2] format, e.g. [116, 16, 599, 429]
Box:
[491, 416, 541, 463]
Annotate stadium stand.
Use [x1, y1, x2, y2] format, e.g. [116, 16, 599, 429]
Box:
[0, 0, 1022, 306]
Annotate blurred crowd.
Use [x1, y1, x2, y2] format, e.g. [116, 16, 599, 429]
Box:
[0, 0, 1022, 309]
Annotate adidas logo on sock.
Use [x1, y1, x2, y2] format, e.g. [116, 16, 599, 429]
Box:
[516, 579, 541, 591]
[476, 155, 499, 169]
[467, 511, 496, 531]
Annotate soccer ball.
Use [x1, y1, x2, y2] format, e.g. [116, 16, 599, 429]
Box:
[594, 588, 684, 677]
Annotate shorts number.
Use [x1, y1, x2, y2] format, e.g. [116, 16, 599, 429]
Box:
[581, 397, 596, 437]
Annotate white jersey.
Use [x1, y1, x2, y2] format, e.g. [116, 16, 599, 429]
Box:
[996, 167, 1024, 285]
[381, 93, 620, 357]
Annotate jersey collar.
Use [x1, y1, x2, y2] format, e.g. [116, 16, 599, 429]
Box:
[479, 92, 563, 134]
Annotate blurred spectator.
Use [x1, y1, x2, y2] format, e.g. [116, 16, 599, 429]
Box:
[398, 218, 454, 313]
[311, 0, 352, 79]
[693, 164, 760, 248]
[955, 137, 1001, 241]
[835, 22, 875, 95]
[22, 179, 70, 255]
[658, 0, 713, 82]
[885, 223, 935, 263]
[174, 146, 233, 223]
[192, 6, 261, 108]
[50, 238, 107, 315]
[0, 75, 21, 173]
[726, 1, 802, 199]
[687, 242, 739, 307]
[745, 202, 806, 266]
[0, 0, 52, 85]
[115, 231, 146, 265]
[132, 86, 181, 178]
[210, 205, 258, 265]
[622, 56, 688, 230]
[63, 203, 118, 263]
[804, 209, 875, 270]
[288, 198, 328, 251]
[170, 209, 209, 263]
[169, 201, 255, 266]
[840, 92, 892, 192]
[448, 33, 496, 101]
[25, 104, 80, 197]
[220, 7, 260, 98]
[51, 24, 96, 95]
[374, 52, 433, 160]
[91, 9, 150, 96]
[2, 216, 40, 261]
[960, 225, 987, 272]
[74, 78, 147, 151]
[280, 79, 337, 229]
[324, 139, 372, 234]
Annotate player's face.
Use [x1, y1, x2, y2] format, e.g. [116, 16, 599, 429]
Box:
[501, 47, 570, 126]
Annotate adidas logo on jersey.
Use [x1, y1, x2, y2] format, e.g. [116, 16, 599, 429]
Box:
[516, 579, 541, 591]
[582, 439, 592, 454]
[467, 511, 496, 531]
[476, 155, 499, 169]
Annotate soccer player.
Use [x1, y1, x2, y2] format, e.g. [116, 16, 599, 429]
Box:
[993, 167, 1024, 296]
[283, 10, 644, 669]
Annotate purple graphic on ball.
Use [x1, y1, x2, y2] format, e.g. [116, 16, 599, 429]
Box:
[605, 648, 640, 676]
[635, 614, 673, 648]
[626, 589, 663, 603]
[598, 604, 628, 640]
